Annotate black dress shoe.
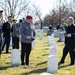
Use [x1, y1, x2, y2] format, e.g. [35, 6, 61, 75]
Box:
[58, 62, 64, 66]
[1, 49, 3, 51]
[69, 63, 74, 66]
[6, 52, 9, 54]
[21, 63, 25, 65]
[26, 63, 29, 65]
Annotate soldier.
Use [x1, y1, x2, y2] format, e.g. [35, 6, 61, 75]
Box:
[2, 16, 12, 53]
[0, 10, 3, 56]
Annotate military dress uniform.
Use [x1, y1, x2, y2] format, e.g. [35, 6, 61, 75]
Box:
[2, 21, 11, 53]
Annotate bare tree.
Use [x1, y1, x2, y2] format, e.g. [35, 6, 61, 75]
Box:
[69, 0, 75, 21]
[43, 5, 71, 27]
[70, 0, 75, 11]
[55, 0, 68, 25]
[33, 5, 43, 29]
[0, 0, 30, 20]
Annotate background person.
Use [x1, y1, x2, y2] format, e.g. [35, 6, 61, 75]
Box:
[11, 19, 20, 49]
[2, 16, 12, 53]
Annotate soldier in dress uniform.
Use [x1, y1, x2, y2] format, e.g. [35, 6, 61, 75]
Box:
[2, 16, 12, 53]
[0, 10, 3, 56]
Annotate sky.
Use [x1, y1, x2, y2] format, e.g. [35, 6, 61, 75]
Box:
[30, 0, 71, 18]
[31, 0, 57, 18]
[0, 0, 72, 21]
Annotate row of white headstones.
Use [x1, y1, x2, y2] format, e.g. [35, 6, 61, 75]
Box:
[39, 29, 65, 42]
[40, 33, 58, 75]
[39, 29, 66, 75]
[54, 29, 66, 42]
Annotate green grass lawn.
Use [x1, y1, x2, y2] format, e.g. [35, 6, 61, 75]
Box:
[0, 33, 75, 75]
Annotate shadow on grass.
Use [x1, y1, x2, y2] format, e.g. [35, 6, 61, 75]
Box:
[21, 67, 47, 75]
[58, 64, 70, 69]
[1, 52, 11, 54]
[6, 62, 10, 64]
[44, 48, 49, 50]
[0, 65, 19, 70]
[43, 42, 48, 44]
[0, 66, 11, 70]
[36, 61, 47, 66]
[43, 44, 49, 47]
[57, 40, 62, 42]
[42, 54, 49, 56]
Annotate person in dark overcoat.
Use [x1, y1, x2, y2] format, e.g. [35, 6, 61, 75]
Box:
[59, 17, 75, 66]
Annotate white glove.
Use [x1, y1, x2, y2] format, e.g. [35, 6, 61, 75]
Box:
[27, 36, 31, 39]
[67, 34, 71, 37]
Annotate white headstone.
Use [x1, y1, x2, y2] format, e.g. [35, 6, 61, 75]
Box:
[59, 32, 65, 42]
[11, 49, 20, 66]
[47, 55, 58, 74]
[19, 35, 21, 42]
[48, 36, 50, 42]
[40, 34, 43, 40]
[35, 30, 38, 37]
[40, 73, 54, 75]
[3, 45, 6, 51]
[48, 36, 53, 40]
[50, 42, 56, 47]
[58, 29, 64, 32]
[32, 41, 34, 50]
[54, 30, 59, 37]
[34, 39, 36, 46]
[49, 40, 55, 46]
[49, 46, 57, 55]
[51, 33, 54, 39]
[48, 36, 54, 45]
[10, 37, 12, 46]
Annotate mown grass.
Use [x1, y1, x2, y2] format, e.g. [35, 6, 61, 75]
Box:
[0, 33, 75, 75]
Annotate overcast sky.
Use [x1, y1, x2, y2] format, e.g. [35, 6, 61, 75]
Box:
[30, 0, 71, 18]
[0, 0, 72, 20]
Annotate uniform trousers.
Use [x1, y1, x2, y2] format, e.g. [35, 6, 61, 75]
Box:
[12, 37, 19, 49]
[60, 44, 75, 64]
[2, 37, 10, 53]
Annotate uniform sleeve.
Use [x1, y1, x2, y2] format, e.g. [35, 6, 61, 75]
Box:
[2, 23, 5, 33]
